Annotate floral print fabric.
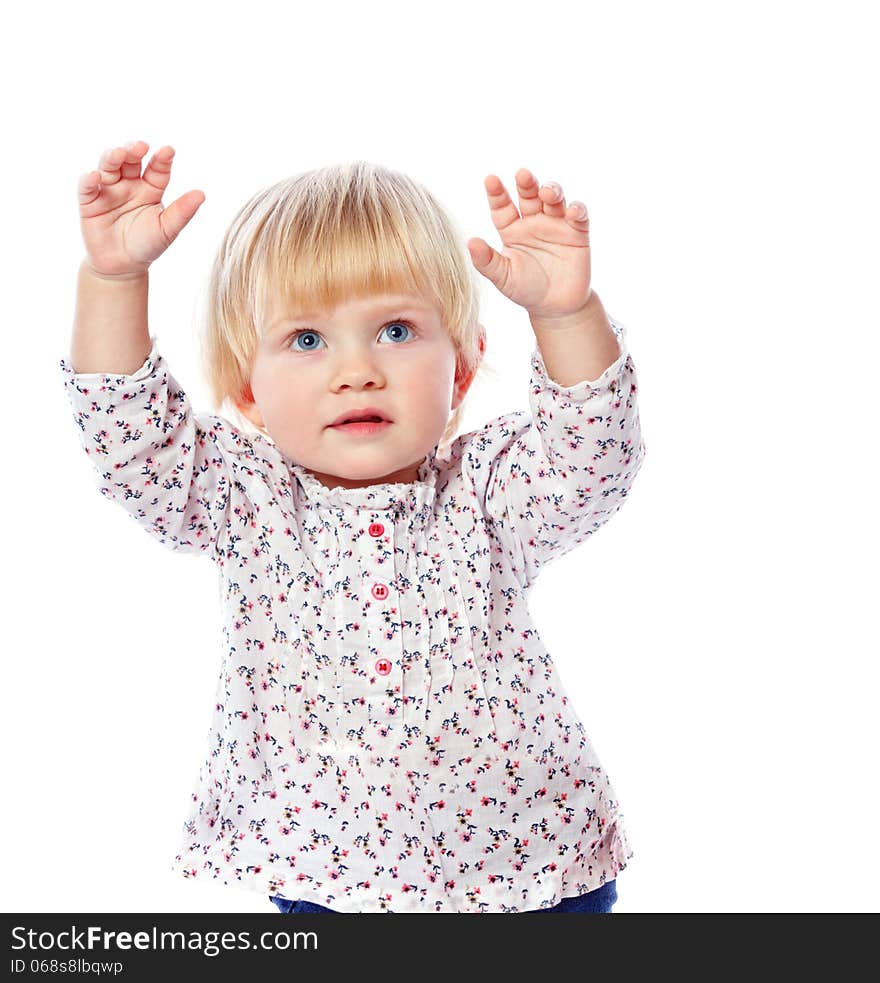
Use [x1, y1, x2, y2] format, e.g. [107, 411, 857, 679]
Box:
[60, 316, 645, 912]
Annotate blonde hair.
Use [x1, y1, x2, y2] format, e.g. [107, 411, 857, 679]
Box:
[199, 160, 488, 451]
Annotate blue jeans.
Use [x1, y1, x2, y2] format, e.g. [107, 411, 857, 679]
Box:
[270, 879, 617, 914]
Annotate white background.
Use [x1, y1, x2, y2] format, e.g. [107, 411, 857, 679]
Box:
[2, 0, 877, 914]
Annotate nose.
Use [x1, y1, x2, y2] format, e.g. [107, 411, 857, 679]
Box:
[330, 343, 386, 391]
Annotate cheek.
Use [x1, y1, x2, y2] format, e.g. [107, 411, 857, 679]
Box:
[252, 360, 311, 421]
[248, 354, 274, 397]
[405, 355, 456, 401]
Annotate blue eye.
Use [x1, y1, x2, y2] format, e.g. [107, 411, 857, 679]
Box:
[379, 320, 413, 343]
[287, 320, 414, 352]
[288, 330, 323, 352]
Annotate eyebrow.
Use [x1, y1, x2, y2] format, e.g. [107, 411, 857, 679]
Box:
[269, 297, 434, 331]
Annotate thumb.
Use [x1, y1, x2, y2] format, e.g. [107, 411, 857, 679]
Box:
[159, 189, 206, 244]
[466, 237, 509, 292]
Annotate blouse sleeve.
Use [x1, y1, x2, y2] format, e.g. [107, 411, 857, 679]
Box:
[462, 317, 646, 591]
[59, 338, 250, 559]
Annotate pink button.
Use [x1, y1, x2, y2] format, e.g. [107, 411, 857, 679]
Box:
[375, 658, 392, 675]
[372, 583, 389, 600]
[369, 523, 385, 537]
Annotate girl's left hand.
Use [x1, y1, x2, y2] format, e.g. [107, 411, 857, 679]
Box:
[466, 169, 592, 321]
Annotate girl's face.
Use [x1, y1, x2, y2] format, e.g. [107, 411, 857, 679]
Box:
[237, 292, 475, 489]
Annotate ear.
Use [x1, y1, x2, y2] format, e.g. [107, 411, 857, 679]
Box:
[452, 324, 486, 411]
[234, 381, 267, 431]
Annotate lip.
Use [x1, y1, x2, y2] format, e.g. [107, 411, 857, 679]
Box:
[330, 420, 392, 436]
[328, 406, 393, 427]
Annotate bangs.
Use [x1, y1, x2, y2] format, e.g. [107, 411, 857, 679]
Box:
[253, 224, 440, 330]
[247, 163, 457, 333]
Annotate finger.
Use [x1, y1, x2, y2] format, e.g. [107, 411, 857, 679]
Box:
[482, 174, 521, 233]
[142, 146, 177, 193]
[465, 236, 510, 293]
[539, 180, 567, 218]
[98, 145, 146, 185]
[157, 189, 207, 246]
[78, 170, 104, 205]
[513, 168, 544, 217]
[95, 147, 124, 186]
[119, 140, 149, 179]
[567, 200, 590, 239]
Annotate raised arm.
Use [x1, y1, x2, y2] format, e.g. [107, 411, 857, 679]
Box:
[463, 168, 647, 588]
[63, 141, 239, 557]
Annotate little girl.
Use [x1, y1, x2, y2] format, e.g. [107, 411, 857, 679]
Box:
[62, 140, 646, 914]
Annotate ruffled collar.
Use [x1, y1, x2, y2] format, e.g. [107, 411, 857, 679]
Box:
[286, 443, 440, 514]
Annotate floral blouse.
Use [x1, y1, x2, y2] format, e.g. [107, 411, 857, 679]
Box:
[59, 316, 646, 913]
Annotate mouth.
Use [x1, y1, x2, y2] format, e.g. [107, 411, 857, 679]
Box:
[330, 418, 393, 435]
[329, 408, 393, 428]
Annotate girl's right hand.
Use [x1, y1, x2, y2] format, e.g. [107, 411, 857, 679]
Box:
[78, 140, 205, 278]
